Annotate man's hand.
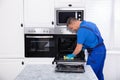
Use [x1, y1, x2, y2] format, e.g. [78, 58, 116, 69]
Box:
[64, 53, 76, 60]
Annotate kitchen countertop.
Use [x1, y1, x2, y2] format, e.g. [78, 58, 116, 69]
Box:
[15, 64, 98, 80]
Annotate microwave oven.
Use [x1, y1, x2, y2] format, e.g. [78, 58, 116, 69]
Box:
[55, 8, 84, 26]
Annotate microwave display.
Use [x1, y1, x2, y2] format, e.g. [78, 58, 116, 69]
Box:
[56, 10, 84, 26]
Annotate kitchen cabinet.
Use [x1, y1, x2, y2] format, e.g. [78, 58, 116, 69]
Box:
[54, 0, 85, 8]
[0, 0, 24, 58]
[24, 0, 54, 27]
[0, 59, 25, 80]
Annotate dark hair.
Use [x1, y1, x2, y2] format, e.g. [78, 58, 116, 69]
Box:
[66, 17, 77, 27]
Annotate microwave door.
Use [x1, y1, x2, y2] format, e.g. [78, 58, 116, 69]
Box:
[57, 11, 75, 25]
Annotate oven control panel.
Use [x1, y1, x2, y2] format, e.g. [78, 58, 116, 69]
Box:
[54, 27, 76, 34]
[24, 27, 76, 34]
[24, 27, 54, 34]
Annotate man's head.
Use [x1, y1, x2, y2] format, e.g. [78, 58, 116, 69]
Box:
[66, 17, 81, 31]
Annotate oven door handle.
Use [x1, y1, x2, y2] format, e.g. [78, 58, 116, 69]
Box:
[26, 36, 53, 38]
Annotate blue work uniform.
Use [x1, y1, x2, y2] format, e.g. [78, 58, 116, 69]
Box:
[77, 20, 106, 80]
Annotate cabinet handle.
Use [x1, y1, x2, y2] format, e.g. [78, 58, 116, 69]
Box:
[21, 23, 23, 27]
[51, 21, 54, 25]
[21, 61, 24, 65]
[68, 4, 72, 7]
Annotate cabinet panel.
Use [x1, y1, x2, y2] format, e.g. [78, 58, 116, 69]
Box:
[0, 0, 24, 58]
[0, 59, 24, 80]
[55, 0, 85, 8]
[24, 0, 54, 27]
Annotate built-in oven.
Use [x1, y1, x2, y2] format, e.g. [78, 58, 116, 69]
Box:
[24, 27, 85, 60]
[55, 8, 84, 26]
[25, 27, 56, 57]
[25, 34, 56, 57]
[54, 34, 85, 60]
[52, 27, 85, 63]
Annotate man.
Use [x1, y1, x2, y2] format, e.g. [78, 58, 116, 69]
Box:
[65, 17, 106, 80]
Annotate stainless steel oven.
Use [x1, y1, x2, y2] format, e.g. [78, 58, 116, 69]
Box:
[53, 27, 85, 62]
[24, 27, 85, 60]
[25, 27, 56, 57]
[54, 34, 85, 60]
[25, 34, 56, 57]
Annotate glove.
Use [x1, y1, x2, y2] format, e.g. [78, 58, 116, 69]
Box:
[64, 53, 76, 60]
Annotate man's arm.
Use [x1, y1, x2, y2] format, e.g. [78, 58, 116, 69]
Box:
[73, 44, 83, 55]
[64, 44, 83, 59]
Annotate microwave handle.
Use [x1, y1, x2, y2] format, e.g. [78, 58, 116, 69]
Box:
[26, 36, 53, 38]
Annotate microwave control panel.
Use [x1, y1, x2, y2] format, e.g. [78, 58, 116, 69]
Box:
[77, 10, 84, 21]
[55, 8, 84, 26]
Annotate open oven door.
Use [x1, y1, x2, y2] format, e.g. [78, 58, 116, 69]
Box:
[52, 34, 86, 73]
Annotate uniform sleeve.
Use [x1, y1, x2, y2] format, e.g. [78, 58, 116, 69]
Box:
[77, 28, 88, 44]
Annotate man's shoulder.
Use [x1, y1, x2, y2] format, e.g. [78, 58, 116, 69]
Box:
[81, 20, 96, 27]
[77, 27, 90, 34]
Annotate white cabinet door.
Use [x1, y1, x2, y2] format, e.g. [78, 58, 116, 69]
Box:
[55, 0, 85, 8]
[0, 0, 24, 58]
[24, 0, 54, 27]
[0, 59, 25, 80]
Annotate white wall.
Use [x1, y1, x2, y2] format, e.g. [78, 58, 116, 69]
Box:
[85, 0, 120, 80]
[85, 0, 113, 49]
[113, 0, 120, 49]
[104, 52, 120, 80]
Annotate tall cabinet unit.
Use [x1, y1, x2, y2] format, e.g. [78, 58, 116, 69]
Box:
[24, 0, 54, 27]
[0, 0, 24, 80]
[54, 0, 85, 8]
[0, 0, 24, 58]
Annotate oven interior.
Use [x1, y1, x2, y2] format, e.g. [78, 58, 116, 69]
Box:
[53, 34, 85, 64]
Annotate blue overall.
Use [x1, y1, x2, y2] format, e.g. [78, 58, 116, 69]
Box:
[77, 21, 106, 80]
